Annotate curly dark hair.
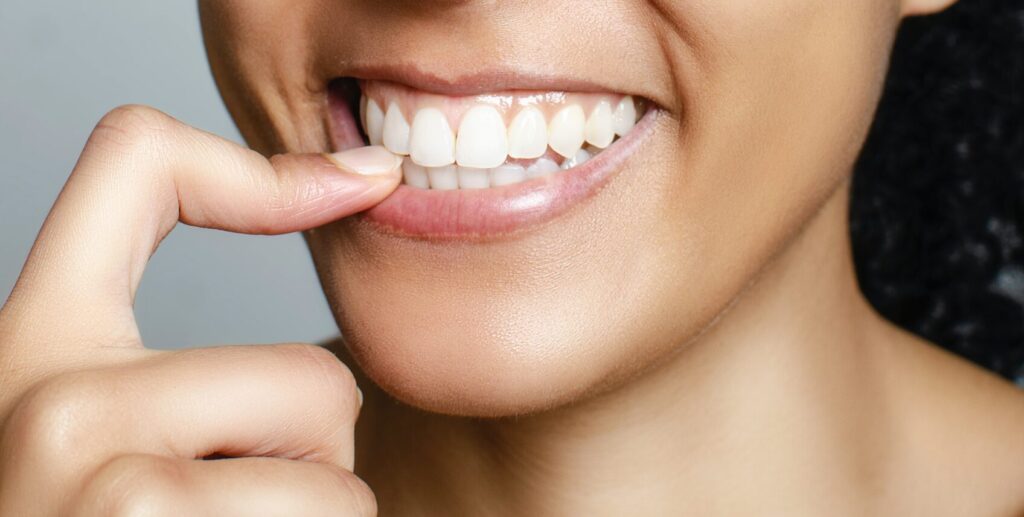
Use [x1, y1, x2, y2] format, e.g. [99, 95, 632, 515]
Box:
[851, 1, 1024, 384]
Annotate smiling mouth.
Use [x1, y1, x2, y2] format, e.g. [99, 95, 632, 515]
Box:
[327, 77, 659, 239]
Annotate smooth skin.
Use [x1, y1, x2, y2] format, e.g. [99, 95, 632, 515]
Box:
[2, 0, 1024, 516]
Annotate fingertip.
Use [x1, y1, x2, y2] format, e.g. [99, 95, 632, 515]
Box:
[262, 147, 402, 233]
[326, 145, 403, 180]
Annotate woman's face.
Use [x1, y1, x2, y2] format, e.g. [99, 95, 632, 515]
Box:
[200, 0, 902, 416]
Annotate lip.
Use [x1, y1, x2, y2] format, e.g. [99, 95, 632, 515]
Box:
[325, 63, 648, 98]
[326, 78, 661, 240]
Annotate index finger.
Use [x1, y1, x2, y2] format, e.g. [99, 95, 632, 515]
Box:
[1, 105, 400, 348]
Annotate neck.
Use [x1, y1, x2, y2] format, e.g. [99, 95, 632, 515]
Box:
[357, 181, 893, 515]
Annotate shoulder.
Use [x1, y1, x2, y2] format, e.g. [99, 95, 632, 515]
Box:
[876, 321, 1024, 516]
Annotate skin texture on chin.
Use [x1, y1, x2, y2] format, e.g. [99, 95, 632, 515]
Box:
[199, 0, 903, 416]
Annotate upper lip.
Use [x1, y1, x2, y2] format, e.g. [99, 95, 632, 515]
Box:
[323, 62, 655, 101]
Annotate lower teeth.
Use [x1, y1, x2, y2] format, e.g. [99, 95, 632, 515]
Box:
[403, 145, 603, 190]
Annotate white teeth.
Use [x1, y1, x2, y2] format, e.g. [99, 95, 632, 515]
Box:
[525, 157, 561, 178]
[507, 107, 548, 159]
[489, 164, 527, 187]
[363, 92, 641, 190]
[457, 166, 491, 189]
[561, 148, 592, 170]
[427, 165, 458, 190]
[365, 99, 385, 146]
[402, 158, 430, 189]
[584, 101, 615, 149]
[548, 105, 587, 159]
[383, 102, 411, 155]
[456, 106, 509, 169]
[409, 108, 456, 167]
[612, 96, 637, 137]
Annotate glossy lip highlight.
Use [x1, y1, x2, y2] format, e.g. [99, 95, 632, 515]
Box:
[327, 79, 661, 240]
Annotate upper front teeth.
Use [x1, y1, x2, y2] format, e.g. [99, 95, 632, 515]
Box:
[507, 107, 548, 159]
[456, 106, 509, 169]
[410, 108, 455, 167]
[382, 102, 410, 155]
[360, 85, 643, 189]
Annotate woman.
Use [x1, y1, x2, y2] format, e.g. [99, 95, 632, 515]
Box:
[1, 0, 1022, 515]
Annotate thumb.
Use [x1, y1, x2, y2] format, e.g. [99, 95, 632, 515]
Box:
[209, 144, 403, 234]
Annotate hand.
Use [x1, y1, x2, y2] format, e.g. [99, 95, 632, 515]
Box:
[0, 105, 401, 516]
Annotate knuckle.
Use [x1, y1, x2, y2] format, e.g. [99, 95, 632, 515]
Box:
[100, 104, 172, 133]
[279, 344, 360, 416]
[4, 374, 106, 459]
[74, 454, 182, 517]
[87, 104, 173, 157]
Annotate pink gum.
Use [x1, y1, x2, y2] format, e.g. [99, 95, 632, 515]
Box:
[359, 80, 635, 132]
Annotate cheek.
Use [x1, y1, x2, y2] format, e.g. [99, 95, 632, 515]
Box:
[673, 0, 900, 284]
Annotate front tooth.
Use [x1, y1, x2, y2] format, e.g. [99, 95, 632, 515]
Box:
[410, 108, 456, 167]
[427, 165, 458, 190]
[489, 164, 527, 187]
[365, 98, 385, 146]
[612, 96, 637, 137]
[584, 101, 615, 149]
[457, 166, 491, 189]
[561, 148, 592, 170]
[456, 106, 508, 169]
[548, 105, 586, 158]
[403, 158, 430, 189]
[525, 157, 560, 178]
[383, 102, 411, 155]
[507, 107, 548, 159]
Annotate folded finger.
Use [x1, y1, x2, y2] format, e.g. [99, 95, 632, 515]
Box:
[3, 343, 362, 490]
[71, 454, 376, 517]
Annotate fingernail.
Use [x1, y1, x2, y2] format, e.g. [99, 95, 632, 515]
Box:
[326, 145, 402, 176]
[356, 386, 364, 407]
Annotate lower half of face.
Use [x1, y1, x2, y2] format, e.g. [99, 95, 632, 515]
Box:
[199, 0, 900, 416]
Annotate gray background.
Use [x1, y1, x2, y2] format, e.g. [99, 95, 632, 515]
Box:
[0, 2, 339, 348]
